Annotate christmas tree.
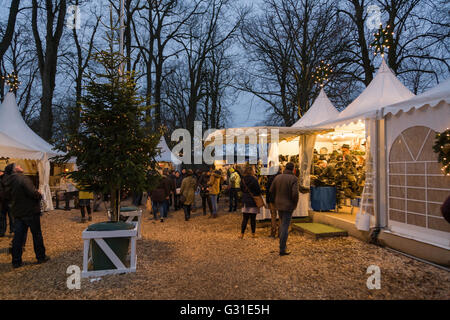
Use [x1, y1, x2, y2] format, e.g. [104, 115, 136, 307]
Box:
[54, 49, 162, 221]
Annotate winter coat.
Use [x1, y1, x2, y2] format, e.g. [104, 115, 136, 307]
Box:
[3, 173, 42, 218]
[266, 171, 281, 203]
[174, 173, 183, 189]
[77, 184, 94, 200]
[151, 176, 171, 202]
[241, 175, 262, 208]
[198, 173, 211, 195]
[229, 171, 241, 189]
[208, 172, 222, 195]
[180, 175, 197, 205]
[269, 169, 299, 212]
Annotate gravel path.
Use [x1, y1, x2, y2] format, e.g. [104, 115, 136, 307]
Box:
[0, 199, 449, 300]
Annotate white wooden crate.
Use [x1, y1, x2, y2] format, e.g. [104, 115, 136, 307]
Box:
[81, 225, 138, 278]
[120, 209, 143, 239]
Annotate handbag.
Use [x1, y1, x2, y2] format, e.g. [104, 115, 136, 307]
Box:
[241, 176, 266, 209]
[180, 195, 186, 204]
[146, 196, 152, 212]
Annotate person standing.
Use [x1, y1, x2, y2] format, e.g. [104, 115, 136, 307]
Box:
[162, 168, 174, 217]
[269, 162, 299, 256]
[266, 164, 281, 238]
[150, 172, 171, 222]
[78, 185, 94, 223]
[3, 163, 49, 268]
[198, 170, 213, 216]
[0, 170, 14, 237]
[239, 166, 261, 239]
[180, 170, 197, 221]
[228, 168, 241, 212]
[208, 170, 222, 218]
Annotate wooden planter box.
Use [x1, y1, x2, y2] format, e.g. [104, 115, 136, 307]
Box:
[81, 225, 138, 278]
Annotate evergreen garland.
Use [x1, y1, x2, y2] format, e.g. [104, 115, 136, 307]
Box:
[433, 129, 450, 176]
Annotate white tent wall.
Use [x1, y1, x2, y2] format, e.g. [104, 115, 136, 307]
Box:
[0, 93, 60, 211]
[295, 134, 317, 217]
[383, 102, 450, 249]
[38, 154, 54, 211]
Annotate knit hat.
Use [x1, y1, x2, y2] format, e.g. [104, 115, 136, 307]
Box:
[4, 163, 16, 175]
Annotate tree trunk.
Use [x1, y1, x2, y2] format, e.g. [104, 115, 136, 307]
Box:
[110, 189, 121, 222]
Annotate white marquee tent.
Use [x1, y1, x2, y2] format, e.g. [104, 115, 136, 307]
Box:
[308, 59, 415, 230]
[155, 136, 182, 165]
[279, 87, 340, 156]
[0, 92, 62, 210]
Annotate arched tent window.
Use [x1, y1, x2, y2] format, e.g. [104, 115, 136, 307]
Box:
[388, 126, 450, 233]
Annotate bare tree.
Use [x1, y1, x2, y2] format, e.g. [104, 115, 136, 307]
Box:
[0, 0, 21, 99]
[172, 0, 244, 135]
[31, 0, 67, 141]
[239, 0, 351, 126]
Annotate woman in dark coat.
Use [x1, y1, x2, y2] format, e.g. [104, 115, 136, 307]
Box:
[239, 166, 262, 239]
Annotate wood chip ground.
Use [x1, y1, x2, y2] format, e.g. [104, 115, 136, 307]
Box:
[0, 198, 448, 300]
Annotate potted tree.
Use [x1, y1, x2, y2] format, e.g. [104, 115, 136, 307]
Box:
[54, 48, 161, 274]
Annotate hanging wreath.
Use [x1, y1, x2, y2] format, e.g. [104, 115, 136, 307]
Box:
[433, 129, 450, 176]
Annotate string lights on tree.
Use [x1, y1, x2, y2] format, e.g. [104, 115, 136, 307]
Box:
[312, 61, 332, 87]
[370, 24, 394, 57]
[2, 72, 21, 93]
[433, 128, 450, 176]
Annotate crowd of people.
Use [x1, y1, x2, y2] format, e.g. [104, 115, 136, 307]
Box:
[0, 160, 302, 270]
[148, 162, 299, 256]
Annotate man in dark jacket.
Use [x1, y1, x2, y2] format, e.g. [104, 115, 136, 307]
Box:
[3, 163, 49, 268]
[269, 162, 299, 256]
[198, 170, 213, 216]
[151, 171, 171, 222]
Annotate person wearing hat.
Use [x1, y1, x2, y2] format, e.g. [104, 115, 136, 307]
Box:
[228, 168, 241, 212]
[269, 162, 299, 256]
[180, 169, 197, 221]
[2, 163, 49, 268]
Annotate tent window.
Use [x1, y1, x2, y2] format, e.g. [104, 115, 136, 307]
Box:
[388, 126, 450, 233]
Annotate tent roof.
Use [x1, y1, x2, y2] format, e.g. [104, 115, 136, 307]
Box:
[311, 59, 415, 128]
[204, 126, 332, 147]
[0, 132, 45, 160]
[0, 92, 61, 159]
[155, 136, 181, 164]
[292, 88, 339, 128]
[383, 78, 450, 116]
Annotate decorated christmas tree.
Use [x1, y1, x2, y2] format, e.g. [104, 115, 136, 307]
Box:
[54, 48, 162, 221]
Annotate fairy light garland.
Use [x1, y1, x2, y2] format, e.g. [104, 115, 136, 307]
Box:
[370, 24, 394, 57]
[433, 128, 450, 176]
[313, 61, 332, 87]
[1, 72, 21, 92]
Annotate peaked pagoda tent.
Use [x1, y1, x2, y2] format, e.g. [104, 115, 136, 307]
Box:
[308, 59, 415, 230]
[0, 92, 62, 210]
[279, 88, 340, 156]
[314, 59, 415, 128]
[155, 136, 182, 165]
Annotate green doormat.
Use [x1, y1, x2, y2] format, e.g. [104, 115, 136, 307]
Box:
[292, 223, 348, 240]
